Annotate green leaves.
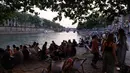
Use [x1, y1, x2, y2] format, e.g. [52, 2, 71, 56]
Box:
[0, 0, 130, 26]
[38, 0, 130, 25]
[77, 17, 108, 29]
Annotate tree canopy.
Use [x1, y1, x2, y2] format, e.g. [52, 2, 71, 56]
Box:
[37, 0, 130, 24]
[3, 12, 64, 31]
[0, 0, 39, 22]
[0, 0, 130, 25]
[77, 17, 109, 29]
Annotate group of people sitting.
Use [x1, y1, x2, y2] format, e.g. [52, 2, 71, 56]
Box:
[38, 39, 78, 61]
[0, 39, 78, 73]
[45, 40, 78, 61]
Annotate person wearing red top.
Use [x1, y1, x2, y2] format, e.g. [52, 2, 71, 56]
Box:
[91, 35, 99, 69]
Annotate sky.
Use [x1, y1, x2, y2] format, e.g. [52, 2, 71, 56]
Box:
[34, 8, 78, 28]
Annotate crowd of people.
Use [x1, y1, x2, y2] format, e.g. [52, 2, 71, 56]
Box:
[0, 39, 78, 73]
[87, 28, 129, 73]
[0, 28, 129, 73]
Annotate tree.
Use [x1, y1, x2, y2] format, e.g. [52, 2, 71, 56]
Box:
[37, 0, 130, 25]
[1, 0, 130, 26]
[4, 11, 64, 31]
[77, 17, 108, 29]
[0, 0, 39, 22]
[42, 18, 64, 31]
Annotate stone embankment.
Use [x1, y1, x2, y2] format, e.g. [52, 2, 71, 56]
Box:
[0, 27, 53, 34]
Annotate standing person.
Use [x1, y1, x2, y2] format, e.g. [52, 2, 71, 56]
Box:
[117, 28, 128, 71]
[101, 34, 107, 45]
[101, 34, 107, 52]
[102, 33, 117, 73]
[100, 34, 107, 59]
[91, 35, 99, 69]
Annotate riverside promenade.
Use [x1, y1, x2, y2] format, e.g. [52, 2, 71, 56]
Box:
[0, 27, 53, 34]
[12, 42, 130, 73]
[2, 31, 129, 73]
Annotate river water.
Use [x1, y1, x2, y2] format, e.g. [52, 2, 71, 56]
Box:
[0, 31, 82, 49]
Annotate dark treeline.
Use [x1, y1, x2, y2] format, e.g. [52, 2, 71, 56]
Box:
[77, 17, 112, 29]
[1, 12, 65, 32]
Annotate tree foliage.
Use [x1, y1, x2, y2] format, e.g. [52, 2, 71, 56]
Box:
[42, 18, 64, 31]
[11, 12, 41, 27]
[0, 0, 130, 25]
[37, 0, 130, 24]
[5, 12, 64, 31]
[77, 17, 107, 29]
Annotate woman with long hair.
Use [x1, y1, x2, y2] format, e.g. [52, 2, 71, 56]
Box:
[102, 33, 117, 73]
[117, 28, 128, 70]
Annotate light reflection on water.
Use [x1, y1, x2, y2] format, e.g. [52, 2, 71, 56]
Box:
[0, 31, 81, 49]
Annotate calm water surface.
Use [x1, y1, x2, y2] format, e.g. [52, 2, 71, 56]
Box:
[0, 31, 82, 49]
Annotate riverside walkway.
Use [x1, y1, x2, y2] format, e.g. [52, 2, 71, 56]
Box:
[12, 45, 130, 73]
[7, 34, 130, 73]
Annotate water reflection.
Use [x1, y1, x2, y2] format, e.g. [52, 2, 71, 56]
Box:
[0, 31, 81, 49]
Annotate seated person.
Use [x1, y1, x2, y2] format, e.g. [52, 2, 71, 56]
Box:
[22, 46, 29, 60]
[1, 52, 14, 70]
[50, 50, 60, 61]
[13, 47, 23, 66]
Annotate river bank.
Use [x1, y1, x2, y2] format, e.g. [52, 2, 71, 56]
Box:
[11, 46, 128, 73]
[0, 27, 54, 34]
